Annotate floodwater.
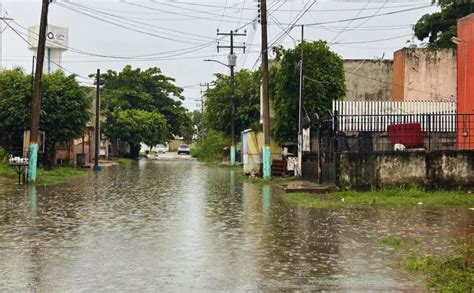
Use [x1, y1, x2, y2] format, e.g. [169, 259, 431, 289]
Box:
[0, 160, 472, 291]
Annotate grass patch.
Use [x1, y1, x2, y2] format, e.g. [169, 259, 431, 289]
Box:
[202, 161, 243, 170]
[0, 161, 87, 185]
[117, 158, 135, 165]
[284, 188, 474, 208]
[405, 238, 473, 292]
[36, 167, 88, 185]
[377, 236, 403, 248]
[0, 160, 16, 178]
[376, 235, 420, 249]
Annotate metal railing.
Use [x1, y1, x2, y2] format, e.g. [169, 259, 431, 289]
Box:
[331, 113, 474, 152]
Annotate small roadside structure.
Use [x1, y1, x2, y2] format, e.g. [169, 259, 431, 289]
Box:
[241, 129, 281, 176]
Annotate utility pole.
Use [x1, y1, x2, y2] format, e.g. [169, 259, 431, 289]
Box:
[259, 0, 271, 179]
[94, 69, 101, 171]
[217, 30, 246, 166]
[0, 0, 13, 71]
[200, 82, 212, 114]
[297, 25, 304, 177]
[27, 0, 50, 183]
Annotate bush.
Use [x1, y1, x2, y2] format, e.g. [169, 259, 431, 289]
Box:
[0, 147, 7, 161]
[190, 130, 228, 162]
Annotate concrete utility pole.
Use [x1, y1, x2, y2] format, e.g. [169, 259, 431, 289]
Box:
[94, 69, 101, 171]
[259, 0, 271, 179]
[217, 30, 246, 166]
[28, 0, 50, 183]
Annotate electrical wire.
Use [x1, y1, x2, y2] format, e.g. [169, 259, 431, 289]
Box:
[56, 2, 213, 46]
[65, 1, 218, 43]
[11, 19, 219, 60]
[330, 33, 412, 44]
[329, 0, 372, 43]
[2, 19, 93, 81]
[302, 4, 433, 26]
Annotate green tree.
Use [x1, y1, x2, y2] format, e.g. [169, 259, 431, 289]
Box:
[100, 65, 189, 157]
[190, 110, 204, 141]
[0, 69, 91, 167]
[271, 41, 346, 144]
[106, 109, 168, 157]
[203, 69, 260, 139]
[414, 0, 474, 48]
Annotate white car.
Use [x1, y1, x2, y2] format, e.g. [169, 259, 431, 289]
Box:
[177, 144, 190, 155]
[156, 144, 166, 153]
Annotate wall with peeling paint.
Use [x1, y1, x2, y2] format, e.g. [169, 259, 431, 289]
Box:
[392, 48, 457, 102]
[338, 151, 474, 189]
[343, 59, 393, 101]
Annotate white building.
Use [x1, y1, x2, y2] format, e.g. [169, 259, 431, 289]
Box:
[27, 24, 68, 74]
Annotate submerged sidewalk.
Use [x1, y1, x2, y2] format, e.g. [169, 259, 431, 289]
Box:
[277, 180, 337, 194]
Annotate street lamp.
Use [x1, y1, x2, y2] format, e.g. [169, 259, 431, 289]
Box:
[204, 56, 237, 165]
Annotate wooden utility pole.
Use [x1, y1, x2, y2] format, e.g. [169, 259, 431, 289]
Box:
[94, 69, 101, 171]
[217, 30, 246, 166]
[27, 0, 49, 183]
[260, 0, 271, 179]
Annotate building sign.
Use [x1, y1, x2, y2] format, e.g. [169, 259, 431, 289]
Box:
[27, 25, 69, 50]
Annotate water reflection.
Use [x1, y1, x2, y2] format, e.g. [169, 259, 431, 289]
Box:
[28, 185, 37, 218]
[0, 161, 472, 291]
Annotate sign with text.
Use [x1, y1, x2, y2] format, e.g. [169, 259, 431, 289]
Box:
[27, 25, 69, 50]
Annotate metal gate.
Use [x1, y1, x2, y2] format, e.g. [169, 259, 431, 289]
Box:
[318, 120, 337, 184]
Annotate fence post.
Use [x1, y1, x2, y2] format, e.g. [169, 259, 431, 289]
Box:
[427, 113, 431, 150]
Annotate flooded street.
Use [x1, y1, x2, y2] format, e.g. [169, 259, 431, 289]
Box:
[0, 160, 472, 291]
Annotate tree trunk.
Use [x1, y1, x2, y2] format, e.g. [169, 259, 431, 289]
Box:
[129, 143, 140, 159]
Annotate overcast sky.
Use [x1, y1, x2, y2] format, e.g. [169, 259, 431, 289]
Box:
[1, 0, 439, 110]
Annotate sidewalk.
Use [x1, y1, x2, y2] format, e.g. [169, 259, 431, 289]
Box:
[277, 180, 337, 194]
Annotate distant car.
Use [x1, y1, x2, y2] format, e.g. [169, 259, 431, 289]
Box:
[177, 144, 190, 155]
[156, 144, 166, 153]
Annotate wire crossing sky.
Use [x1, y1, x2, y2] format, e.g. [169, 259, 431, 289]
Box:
[1, 0, 438, 110]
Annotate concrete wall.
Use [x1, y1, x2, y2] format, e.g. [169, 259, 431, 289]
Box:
[456, 14, 474, 150]
[392, 48, 457, 102]
[343, 59, 393, 101]
[338, 151, 474, 189]
[457, 13, 474, 114]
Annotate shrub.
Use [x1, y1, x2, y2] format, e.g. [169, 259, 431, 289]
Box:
[191, 130, 228, 162]
[0, 147, 7, 161]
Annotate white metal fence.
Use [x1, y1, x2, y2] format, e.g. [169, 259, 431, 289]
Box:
[332, 100, 458, 132]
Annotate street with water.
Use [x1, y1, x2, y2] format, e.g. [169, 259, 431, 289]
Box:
[0, 158, 472, 291]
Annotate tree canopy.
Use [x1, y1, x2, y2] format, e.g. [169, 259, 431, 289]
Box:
[414, 0, 474, 48]
[100, 65, 192, 157]
[106, 109, 168, 149]
[271, 41, 346, 144]
[0, 69, 91, 166]
[203, 69, 261, 139]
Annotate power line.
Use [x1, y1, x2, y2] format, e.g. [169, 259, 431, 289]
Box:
[64, 1, 218, 43]
[56, 2, 212, 46]
[11, 19, 219, 60]
[329, 0, 372, 43]
[3, 20, 93, 81]
[302, 4, 433, 26]
[330, 33, 412, 44]
[122, 1, 254, 24]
